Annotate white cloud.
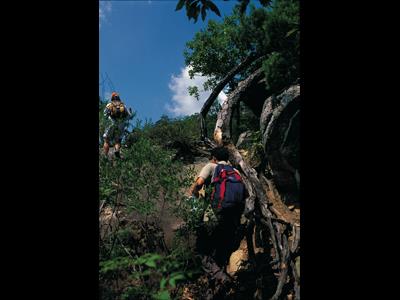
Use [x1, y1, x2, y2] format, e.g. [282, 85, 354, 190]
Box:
[99, 1, 112, 28]
[166, 66, 227, 117]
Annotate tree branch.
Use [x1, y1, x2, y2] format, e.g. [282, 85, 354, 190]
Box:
[214, 68, 264, 145]
[200, 54, 265, 139]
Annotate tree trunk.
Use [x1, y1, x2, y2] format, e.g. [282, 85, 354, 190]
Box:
[214, 67, 264, 145]
[200, 54, 265, 139]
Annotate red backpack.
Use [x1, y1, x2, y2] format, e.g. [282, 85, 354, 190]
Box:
[210, 164, 245, 211]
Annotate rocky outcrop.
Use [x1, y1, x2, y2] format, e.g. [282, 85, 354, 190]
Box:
[227, 239, 248, 276]
[260, 84, 300, 206]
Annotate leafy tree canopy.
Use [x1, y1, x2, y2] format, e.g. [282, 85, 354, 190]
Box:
[183, 0, 299, 95]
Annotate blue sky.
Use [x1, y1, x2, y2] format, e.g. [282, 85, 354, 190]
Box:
[99, 0, 238, 123]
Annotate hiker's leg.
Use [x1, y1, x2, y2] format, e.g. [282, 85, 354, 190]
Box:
[214, 214, 231, 267]
[114, 134, 122, 157]
[103, 139, 110, 155]
[114, 123, 125, 157]
[231, 205, 245, 247]
[225, 207, 242, 254]
[195, 224, 211, 255]
[215, 207, 243, 267]
[114, 144, 121, 158]
[103, 126, 112, 155]
[231, 205, 244, 231]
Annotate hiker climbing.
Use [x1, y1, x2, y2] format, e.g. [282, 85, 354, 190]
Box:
[102, 92, 133, 158]
[188, 147, 246, 270]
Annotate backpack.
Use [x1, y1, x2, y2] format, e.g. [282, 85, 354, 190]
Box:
[107, 100, 127, 118]
[210, 164, 245, 211]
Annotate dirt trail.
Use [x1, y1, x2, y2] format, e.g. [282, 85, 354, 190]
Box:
[159, 156, 210, 248]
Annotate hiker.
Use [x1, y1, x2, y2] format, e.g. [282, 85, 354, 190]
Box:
[188, 147, 245, 268]
[102, 92, 133, 158]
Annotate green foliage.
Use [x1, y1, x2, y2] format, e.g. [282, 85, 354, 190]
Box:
[138, 112, 218, 149]
[184, 13, 248, 90]
[100, 115, 204, 299]
[153, 290, 171, 300]
[237, 102, 260, 135]
[174, 195, 208, 232]
[143, 115, 198, 148]
[188, 85, 200, 101]
[261, 0, 299, 92]
[183, 0, 299, 96]
[100, 249, 200, 300]
[100, 256, 131, 275]
[99, 137, 187, 216]
[175, 0, 272, 22]
[136, 253, 163, 268]
[263, 52, 293, 92]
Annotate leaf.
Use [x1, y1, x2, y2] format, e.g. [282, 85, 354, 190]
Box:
[193, 4, 200, 22]
[160, 277, 167, 290]
[239, 0, 250, 14]
[145, 260, 157, 268]
[130, 273, 141, 280]
[185, 0, 192, 18]
[153, 290, 171, 300]
[141, 269, 152, 276]
[135, 253, 161, 268]
[175, 0, 186, 11]
[169, 273, 185, 287]
[186, 1, 200, 21]
[201, 5, 207, 21]
[134, 257, 146, 265]
[206, 1, 221, 17]
[286, 28, 298, 38]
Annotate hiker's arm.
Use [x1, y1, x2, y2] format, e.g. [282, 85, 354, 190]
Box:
[188, 177, 205, 197]
[127, 107, 133, 119]
[188, 163, 214, 197]
[104, 105, 111, 118]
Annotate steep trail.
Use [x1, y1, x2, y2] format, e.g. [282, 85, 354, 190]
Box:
[159, 156, 210, 248]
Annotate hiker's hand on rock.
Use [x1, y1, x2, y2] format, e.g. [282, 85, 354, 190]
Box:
[187, 182, 200, 197]
[189, 191, 199, 198]
[186, 188, 194, 197]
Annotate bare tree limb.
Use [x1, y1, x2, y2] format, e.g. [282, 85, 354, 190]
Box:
[270, 225, 290, 300]
[291, 258, 301, 300]
[214, 68, 264, 144]
[200, 54, 265, 139]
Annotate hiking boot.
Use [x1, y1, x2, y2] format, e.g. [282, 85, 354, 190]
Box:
[201, 256, 230, 282]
